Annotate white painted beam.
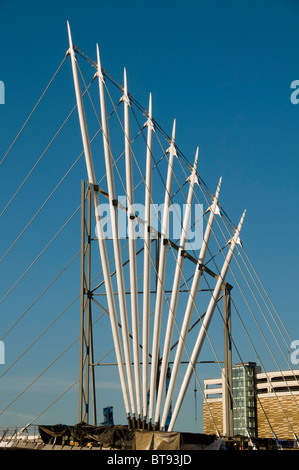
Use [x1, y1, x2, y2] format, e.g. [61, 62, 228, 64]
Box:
[67, 23, 130, 418]
[96, 44, 136, 418]
[154, 148, 198, 426]
[160, 177, 222, 429]
[123, 68, 142, 419]
[168, 209, 246, 431]
[142, 93, 153, 420]
[148, 120, 176, 423]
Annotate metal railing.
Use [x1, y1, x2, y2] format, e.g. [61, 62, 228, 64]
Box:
[0, 425, 41, 444]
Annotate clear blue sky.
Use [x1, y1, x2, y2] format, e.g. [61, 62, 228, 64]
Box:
[0, 0, 298, 433]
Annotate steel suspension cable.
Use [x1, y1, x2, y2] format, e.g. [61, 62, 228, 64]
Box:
[0, 123, 155, 353]
[206, 209, 299, 436]
[0, 249, 80, 341]
[0, 50, 253, 430]
[0, 101, 78, 218]
[0, 204, 81, 306]
[18, 343, 119, 430]
[0, 54, 67, 168]
[2, 54, 292, 436]
[163, 146, 290, 438]
[195, 174, 299, 404]
[0, 237, 144, 418]
[0, 235, 131, 382]
[0, 79, 99, 265]
[242, 245, 294, 347]
[219, 220, 299, 414]
[128, 119, 233, 429]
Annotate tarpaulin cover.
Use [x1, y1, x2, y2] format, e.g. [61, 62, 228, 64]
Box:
[133, 430, 181, 450]
[38, 423, 217, 450]
[38, 422, 134, 448]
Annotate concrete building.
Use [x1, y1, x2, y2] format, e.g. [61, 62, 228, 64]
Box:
[203, 363, 299, 440]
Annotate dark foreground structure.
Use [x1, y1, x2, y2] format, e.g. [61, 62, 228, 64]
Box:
[1, 422, 297, 451]
[38, 422, 216, 450]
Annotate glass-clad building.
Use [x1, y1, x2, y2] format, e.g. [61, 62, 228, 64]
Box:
[231, 363, 258, 437]
[204, 363, 299, 440]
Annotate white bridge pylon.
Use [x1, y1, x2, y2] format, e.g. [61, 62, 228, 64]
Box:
[67, 22, 246, 430]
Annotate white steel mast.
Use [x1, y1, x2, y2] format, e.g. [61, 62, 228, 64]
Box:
[160, 176, 222, 429]
[154, 148, 199, 427]
[142, 93, 153, 421]
[96, 45, 136, 419]
[148, 120, 176, 424]
[168, 209, 246, 431]
[122, 69, 142, 421]
[67, 23, 130, 420]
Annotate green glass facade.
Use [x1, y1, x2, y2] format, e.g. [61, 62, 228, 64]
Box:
[232, 363, 257, 437]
